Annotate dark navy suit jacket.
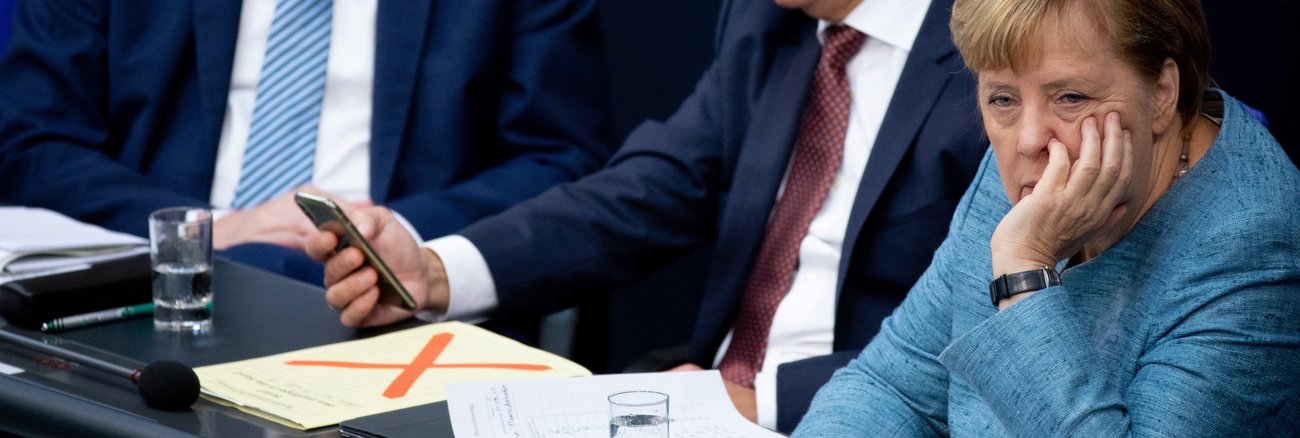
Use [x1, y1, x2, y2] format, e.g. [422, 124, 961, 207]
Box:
[0, 0, 13, 51]
[458, 0, 986, 431]
[0, 0, 611, 241]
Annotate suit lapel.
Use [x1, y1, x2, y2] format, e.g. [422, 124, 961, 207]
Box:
[370, 0, 435, 201]
[835, 0, 960, 291]
[191, 0, 242, 194]
[699, 18, 821, 350]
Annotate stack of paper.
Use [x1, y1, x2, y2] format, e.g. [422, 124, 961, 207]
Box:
[196, 322, 592, 430]
[0, 207, 148, 279]
[446, 370, 782, 437]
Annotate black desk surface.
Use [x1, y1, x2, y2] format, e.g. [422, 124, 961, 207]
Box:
[0, 258, 445, 437]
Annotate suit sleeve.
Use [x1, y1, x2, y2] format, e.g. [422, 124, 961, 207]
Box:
[385, 0, 616, 240]
[456, 50, 729, 317]
[791, 154, 1009, 437]
[792, 225, 958, 437]
[0, 0, 207, 237]
[773, 350, 858, 433]
[937, 211, 1300, 437]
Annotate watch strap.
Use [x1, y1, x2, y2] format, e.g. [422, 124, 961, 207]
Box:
[989, 267, 1061, 307]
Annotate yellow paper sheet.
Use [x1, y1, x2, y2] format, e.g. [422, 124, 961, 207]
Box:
[195, 321, 591, 430]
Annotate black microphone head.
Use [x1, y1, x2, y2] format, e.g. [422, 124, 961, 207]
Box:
[137, 360, 200, 411]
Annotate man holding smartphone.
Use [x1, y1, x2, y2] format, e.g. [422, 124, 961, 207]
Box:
[309, 0, 986, 432]
[294, 192, 417, 311]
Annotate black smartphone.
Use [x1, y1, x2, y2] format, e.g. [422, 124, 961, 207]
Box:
[294, 192, 418, 310]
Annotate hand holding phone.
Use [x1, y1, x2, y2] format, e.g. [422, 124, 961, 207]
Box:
[294, 192, 418, 310]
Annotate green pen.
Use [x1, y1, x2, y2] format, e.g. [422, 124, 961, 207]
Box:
[41, 303, 154, 332]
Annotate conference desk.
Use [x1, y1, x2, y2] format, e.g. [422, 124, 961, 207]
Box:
[0, 258, 448, 437]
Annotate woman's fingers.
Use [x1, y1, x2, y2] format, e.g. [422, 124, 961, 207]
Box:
[1039, 138, 1071, 194]
[1067, 116, 1103, 194]
[1119, 130, 1134, 190]
[1101, 129, 1136, 213]
[1091, 112, 1125, 201]
[1058, 112, 1127, 232]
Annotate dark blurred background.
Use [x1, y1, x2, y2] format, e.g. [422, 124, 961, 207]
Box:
[1202, 0, 1299, 162]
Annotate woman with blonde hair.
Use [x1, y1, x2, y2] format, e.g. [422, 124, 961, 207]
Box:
[794, 0, 1300, 435]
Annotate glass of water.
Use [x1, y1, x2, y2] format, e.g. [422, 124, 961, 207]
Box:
[608, 390, 668, 438]
[149, 207, 213, 333]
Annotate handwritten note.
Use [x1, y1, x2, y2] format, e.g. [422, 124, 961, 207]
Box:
[446, 370, 781, 437]
[195, 322, 590, 430]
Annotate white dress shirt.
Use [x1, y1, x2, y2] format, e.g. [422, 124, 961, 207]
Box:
[427, 0, 930, 430]
[210, 0, 377, 210]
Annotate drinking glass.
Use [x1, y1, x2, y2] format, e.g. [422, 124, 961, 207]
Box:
[608, 390, 668, 438]
[149, 207, 213, 333]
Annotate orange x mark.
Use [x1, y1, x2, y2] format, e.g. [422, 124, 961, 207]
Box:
[285, 332, 551, 398]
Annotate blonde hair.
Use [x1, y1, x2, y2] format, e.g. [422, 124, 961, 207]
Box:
[950, 0, 1211, 126]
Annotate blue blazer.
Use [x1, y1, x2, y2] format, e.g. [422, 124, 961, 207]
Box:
[0, 0, 612, 240]
[458, 0, 986, 431]
[0, 0, 13, 51]
[796, 92, 1300, 436]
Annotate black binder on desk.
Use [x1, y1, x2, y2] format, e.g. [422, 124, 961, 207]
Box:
[339, 401, 454, 438]
[0, 252, 151, 329]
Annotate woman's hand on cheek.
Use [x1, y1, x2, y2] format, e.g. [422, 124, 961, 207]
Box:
[991, 112, 1133, 277]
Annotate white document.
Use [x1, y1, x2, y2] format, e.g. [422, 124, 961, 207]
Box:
[0, 360, 22, 376]
[0, 207, 147, 274]
[446, 370, 781, 438]
[0, 207, 146, 251]
[4, 246, 150, 275]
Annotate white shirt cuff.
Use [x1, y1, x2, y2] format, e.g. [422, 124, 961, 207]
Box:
[210, 208, 233, 223]
[388, 211, 424, 243]
[421, 235, 498, 322]
[754, 367, 778, 430]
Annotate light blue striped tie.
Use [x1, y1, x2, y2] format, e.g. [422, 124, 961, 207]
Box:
[231, 0, 333, 209]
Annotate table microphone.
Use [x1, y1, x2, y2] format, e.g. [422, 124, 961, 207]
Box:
[0, 329, 200, 411]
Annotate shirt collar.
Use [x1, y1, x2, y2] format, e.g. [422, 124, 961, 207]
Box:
[817, 0, 931, 52]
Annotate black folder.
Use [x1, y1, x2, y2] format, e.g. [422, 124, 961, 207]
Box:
[0, 252, 151, 329]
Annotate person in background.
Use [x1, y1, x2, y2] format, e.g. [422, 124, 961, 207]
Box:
[0, 0, 612, 283]
[308, 0, 989, 432]
[795, 0, 1300, 435]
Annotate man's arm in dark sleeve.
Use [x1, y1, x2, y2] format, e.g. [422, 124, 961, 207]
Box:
[0, 0, 207, 236]
[457, 40, 731, 317]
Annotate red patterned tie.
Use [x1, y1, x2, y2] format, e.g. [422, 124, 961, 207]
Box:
[717, 26, 865, 388]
